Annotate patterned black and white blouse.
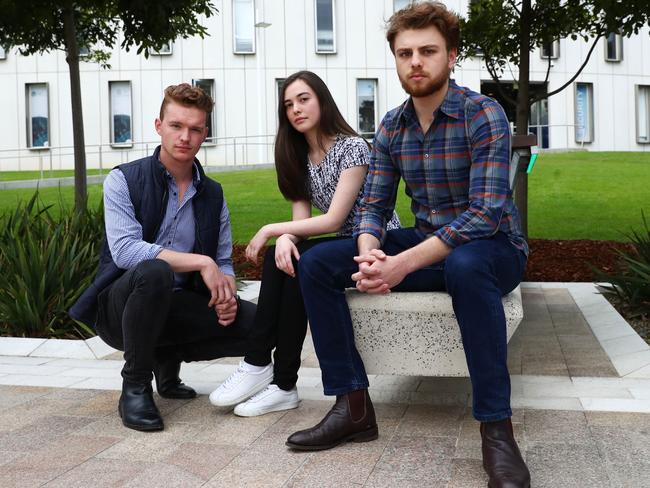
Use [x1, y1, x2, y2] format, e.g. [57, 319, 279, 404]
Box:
[307, 134, 401, 236]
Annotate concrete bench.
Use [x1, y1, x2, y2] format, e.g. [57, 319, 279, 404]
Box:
[346, 285, 524, 376]
[345, 135, 533, 377]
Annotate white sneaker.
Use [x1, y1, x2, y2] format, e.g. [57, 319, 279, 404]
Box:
[209, 361, 273, 407]
[233, 384, 300, 417]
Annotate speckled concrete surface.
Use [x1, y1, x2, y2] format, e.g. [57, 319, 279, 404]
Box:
[1, 285, 650, 486]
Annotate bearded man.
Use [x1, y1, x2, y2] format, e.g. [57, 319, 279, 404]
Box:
[284, 2, 530, 487]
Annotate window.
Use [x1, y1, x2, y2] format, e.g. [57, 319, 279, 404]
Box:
[357, 79, 378, 139]
[276, 78, 286, 104]
[574, 82, 594, 144]
[192, 79, 216, 143]
[637, 85, 650, 144]
[233, 0, 255, 54]
[604, 33, 623, 62]
[540, 40, 559, 59]
[529, 98, 549, 149]
[26, 83, 49, 148]
[152, 42, 173, 55]
[0, 46, 6, 60]
[393, 0, 411, 11]
[315, 0, 335, 53]
[109, 81, 133, 145]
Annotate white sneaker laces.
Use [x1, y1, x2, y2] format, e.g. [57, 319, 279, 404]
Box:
[248, 385, 276, 402]
[220, 367, 247, 390]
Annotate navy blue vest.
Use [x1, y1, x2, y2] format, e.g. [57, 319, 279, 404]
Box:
[69, 146, 224, 328]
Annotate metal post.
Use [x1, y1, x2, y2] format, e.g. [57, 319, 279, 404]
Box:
[511, 134, 537, 239]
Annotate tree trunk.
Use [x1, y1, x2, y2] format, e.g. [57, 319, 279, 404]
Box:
[62, 4, 87, 213]
[514, 0, 532, 237]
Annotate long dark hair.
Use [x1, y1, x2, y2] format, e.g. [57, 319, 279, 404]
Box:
[275, 70, 364, 201]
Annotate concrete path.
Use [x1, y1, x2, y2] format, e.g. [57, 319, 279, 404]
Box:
[0, 282, 649, 487]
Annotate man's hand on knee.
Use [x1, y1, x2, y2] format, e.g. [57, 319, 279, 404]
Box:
[200, 259, 233, 307]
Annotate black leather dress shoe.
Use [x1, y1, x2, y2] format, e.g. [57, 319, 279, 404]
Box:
[481, 418, 531, 488]
[118, 381, 164, 431]
[286, 389, 378, 451]
[154, 360, 197, 399]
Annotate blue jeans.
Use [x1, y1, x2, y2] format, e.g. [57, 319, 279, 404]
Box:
[298, 228, 527, 422]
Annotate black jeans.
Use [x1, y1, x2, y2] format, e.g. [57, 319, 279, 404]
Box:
[96, 259, 256, 384]
[244, 236, 342, 390]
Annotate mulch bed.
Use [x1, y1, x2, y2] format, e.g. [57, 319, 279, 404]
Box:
[525, 238, 634, 282]
[233, 238, 648, 345]
[233, 238, 635, 283]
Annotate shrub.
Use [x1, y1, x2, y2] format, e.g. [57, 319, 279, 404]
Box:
[0, 192, 102, 339]
[598, 212, 650, 319]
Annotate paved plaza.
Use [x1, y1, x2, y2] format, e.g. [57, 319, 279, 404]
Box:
[0, 283, 649, 487]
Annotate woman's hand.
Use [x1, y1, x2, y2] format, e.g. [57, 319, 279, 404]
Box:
[246, 226, 271, 263]
[275, 234, 301, 277]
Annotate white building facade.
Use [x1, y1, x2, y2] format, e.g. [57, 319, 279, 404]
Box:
[1, 0, 649, 171]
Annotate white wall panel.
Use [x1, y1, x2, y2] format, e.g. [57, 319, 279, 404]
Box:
[2, 0, 650, 169]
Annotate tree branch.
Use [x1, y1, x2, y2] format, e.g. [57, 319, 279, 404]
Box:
[542, 47, 552, 86]
[531, 34, 601, 104]
[485, 59, 517, 107]
[506, 0, 521, 15]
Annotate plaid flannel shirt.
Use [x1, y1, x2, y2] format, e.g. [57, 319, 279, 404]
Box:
[355, 79, 528, 256]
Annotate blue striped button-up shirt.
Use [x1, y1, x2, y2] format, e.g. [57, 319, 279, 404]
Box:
[356, 80, 528, 255]
[103, 164, 234, 286]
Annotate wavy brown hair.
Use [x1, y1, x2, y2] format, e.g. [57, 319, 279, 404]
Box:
[386, 1, 460, 54]
[275, 71, 364, 201]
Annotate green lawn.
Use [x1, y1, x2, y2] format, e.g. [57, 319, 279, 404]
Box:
[0, 169, 104, 181]
[1, 151, 648, 242]
[527, 151, 649, 241]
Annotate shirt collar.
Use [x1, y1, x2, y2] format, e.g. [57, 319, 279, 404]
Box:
[160, 161, 201, 187]
[398, 79, 463, 124]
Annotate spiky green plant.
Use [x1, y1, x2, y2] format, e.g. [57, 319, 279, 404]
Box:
[0, 192, 102, 338]
[598, 212, 650, 318]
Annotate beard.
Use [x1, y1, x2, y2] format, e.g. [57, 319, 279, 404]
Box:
[399, 68, 450, 98]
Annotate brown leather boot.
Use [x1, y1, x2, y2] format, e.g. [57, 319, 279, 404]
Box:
[286, 389, 378, 450]
[481, 418, 530, 488]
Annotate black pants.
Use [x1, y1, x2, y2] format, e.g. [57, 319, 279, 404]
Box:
[244, 236, 342, 390]
[96, 259, 256, 384]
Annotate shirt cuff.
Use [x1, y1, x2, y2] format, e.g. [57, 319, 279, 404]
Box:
[433, 226, 464, 249]
[147, 244, 165, 261]
[219, 263, 235, 277]
[355, 225, 385, 244]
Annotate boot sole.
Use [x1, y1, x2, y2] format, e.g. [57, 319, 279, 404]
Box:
[285, 425, 379, 451]
[157, 390, 197, 400]
[118, 405, 164, 432]
[488, 483, 530, 488]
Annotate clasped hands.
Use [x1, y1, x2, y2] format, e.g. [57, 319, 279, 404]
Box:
[352, 249, 407, 294]
[200, 258, 238, 326]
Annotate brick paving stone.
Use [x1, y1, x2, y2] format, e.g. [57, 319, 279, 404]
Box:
[163, 442, 243, 481]
[42, 458, 150, 487]
[526, 443, 612, 488]
[524, 410, 592, 446]
[366, 435, 455, 486]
